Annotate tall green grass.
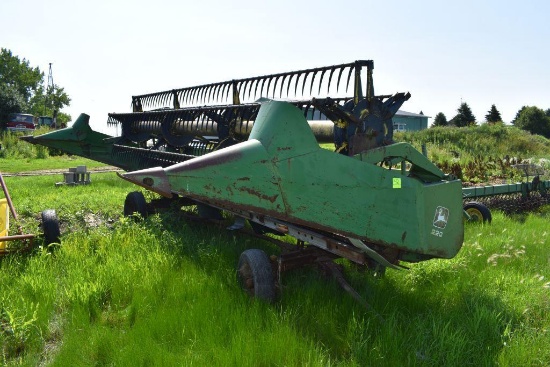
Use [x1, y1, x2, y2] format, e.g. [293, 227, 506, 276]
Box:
[396, 124, 550, 162]
[0, 155, 109, 173]
[1, 141, 550, 365]
[0, 127, 58, 160]
[0, 129, 109, 172]
[395, 125, 550, 183]
[0, 169, 549, 365]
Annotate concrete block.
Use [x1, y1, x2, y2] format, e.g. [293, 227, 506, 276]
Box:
[64, 172, 75, 184]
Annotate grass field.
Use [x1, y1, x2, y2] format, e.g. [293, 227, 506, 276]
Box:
[0, 155, 549, 366]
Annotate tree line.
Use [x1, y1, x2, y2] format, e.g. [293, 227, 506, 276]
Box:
[3, 48, 550, 139]
[0, 48, 71, 126]
[432, 101, 550, 138]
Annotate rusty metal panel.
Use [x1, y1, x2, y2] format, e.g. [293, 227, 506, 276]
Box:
[123, 100, 464, 261]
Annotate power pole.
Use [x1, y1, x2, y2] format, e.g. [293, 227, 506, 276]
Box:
[43, 63, 54, 116]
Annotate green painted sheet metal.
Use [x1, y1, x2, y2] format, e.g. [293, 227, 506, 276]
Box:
[123, 100, 464, 261]
[20, 114, 194, 172]
[21, 114, 118, 166]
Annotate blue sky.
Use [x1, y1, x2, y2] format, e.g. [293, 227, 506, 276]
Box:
[1, 0, 548, 134]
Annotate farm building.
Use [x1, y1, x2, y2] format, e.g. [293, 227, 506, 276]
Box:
[306, 109, 429, 132]
[393, 110, 429, 132]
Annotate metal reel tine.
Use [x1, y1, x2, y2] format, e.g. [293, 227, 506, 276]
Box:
[202, 86, 211, 105]
[309, 70, 318, 95]
[216, 83, 225, 104]
[155, 94, 161, 108]
[176, 90, 183, 107]
[292, 73, 300, 97]
[190, 87, 199, 104]
[222, 82, 233, 103]
[318, 69, 327, 95]
[245, 80, 254, 100]
[327, 67, 336, 93]
[208, 85, 217, 104]
[199, 85, 209, 104]
[301, 71, 311, 96]
[253, 79, 260, 99]
[235, 80, 244, 102]
[336, 66, 346, 93]
[195, 86, 205, 104]
[193, 87, 201, 105]
[224, 82, 232, 103]
[259, 77, 268, 98]
[266, 76, 275, 98]
[159, 93, 165, 107]
[193, 86, 202, 104]
[181, 88, 189, 105]
[273, 76, 282, 98]
[279, 74, 288, 98]
[345, 66, 354, 93]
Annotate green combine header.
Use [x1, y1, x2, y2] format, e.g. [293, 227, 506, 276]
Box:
[22, 60, 466, 303]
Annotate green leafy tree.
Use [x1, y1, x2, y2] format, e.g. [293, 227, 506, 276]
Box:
[0, 48, 42, 101]
[432, 112, 448, 127]
[453, 102, 476, 127]
[512, 106, 527, 125]
[485, 104, 502, 124]
[29, 85, 71, 125]
[514, 106, 550, 138]
[0, 48, 71, 124]
[0, 84, 28, 125]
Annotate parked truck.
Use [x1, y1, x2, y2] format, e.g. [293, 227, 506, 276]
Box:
[4, 112, 36, 133]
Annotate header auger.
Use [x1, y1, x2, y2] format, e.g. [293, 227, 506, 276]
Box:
[21, 60, 463, 306]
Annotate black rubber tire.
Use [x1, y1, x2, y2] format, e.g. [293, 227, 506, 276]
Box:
[124, 191, 148, 219]
[464, 201, 492, 223]
[237, 249, 276, 303]
[41, 209, 61, 245]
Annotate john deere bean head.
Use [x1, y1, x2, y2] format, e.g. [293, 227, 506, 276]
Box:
[22, 61, 464, 300]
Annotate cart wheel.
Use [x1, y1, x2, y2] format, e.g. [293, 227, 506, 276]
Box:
[124, 191, 148, 219]
[41, 209, 61, 245]
[464, 201, 492, 223]
[237, 249, 276, 303]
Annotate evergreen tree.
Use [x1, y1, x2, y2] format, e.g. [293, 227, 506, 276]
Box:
[454, 102, 476, 127]
[485, 104, 502, 124]
[432, 112, 448, 127]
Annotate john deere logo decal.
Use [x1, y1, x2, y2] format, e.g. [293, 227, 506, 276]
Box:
[433, 206, 449, 229]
